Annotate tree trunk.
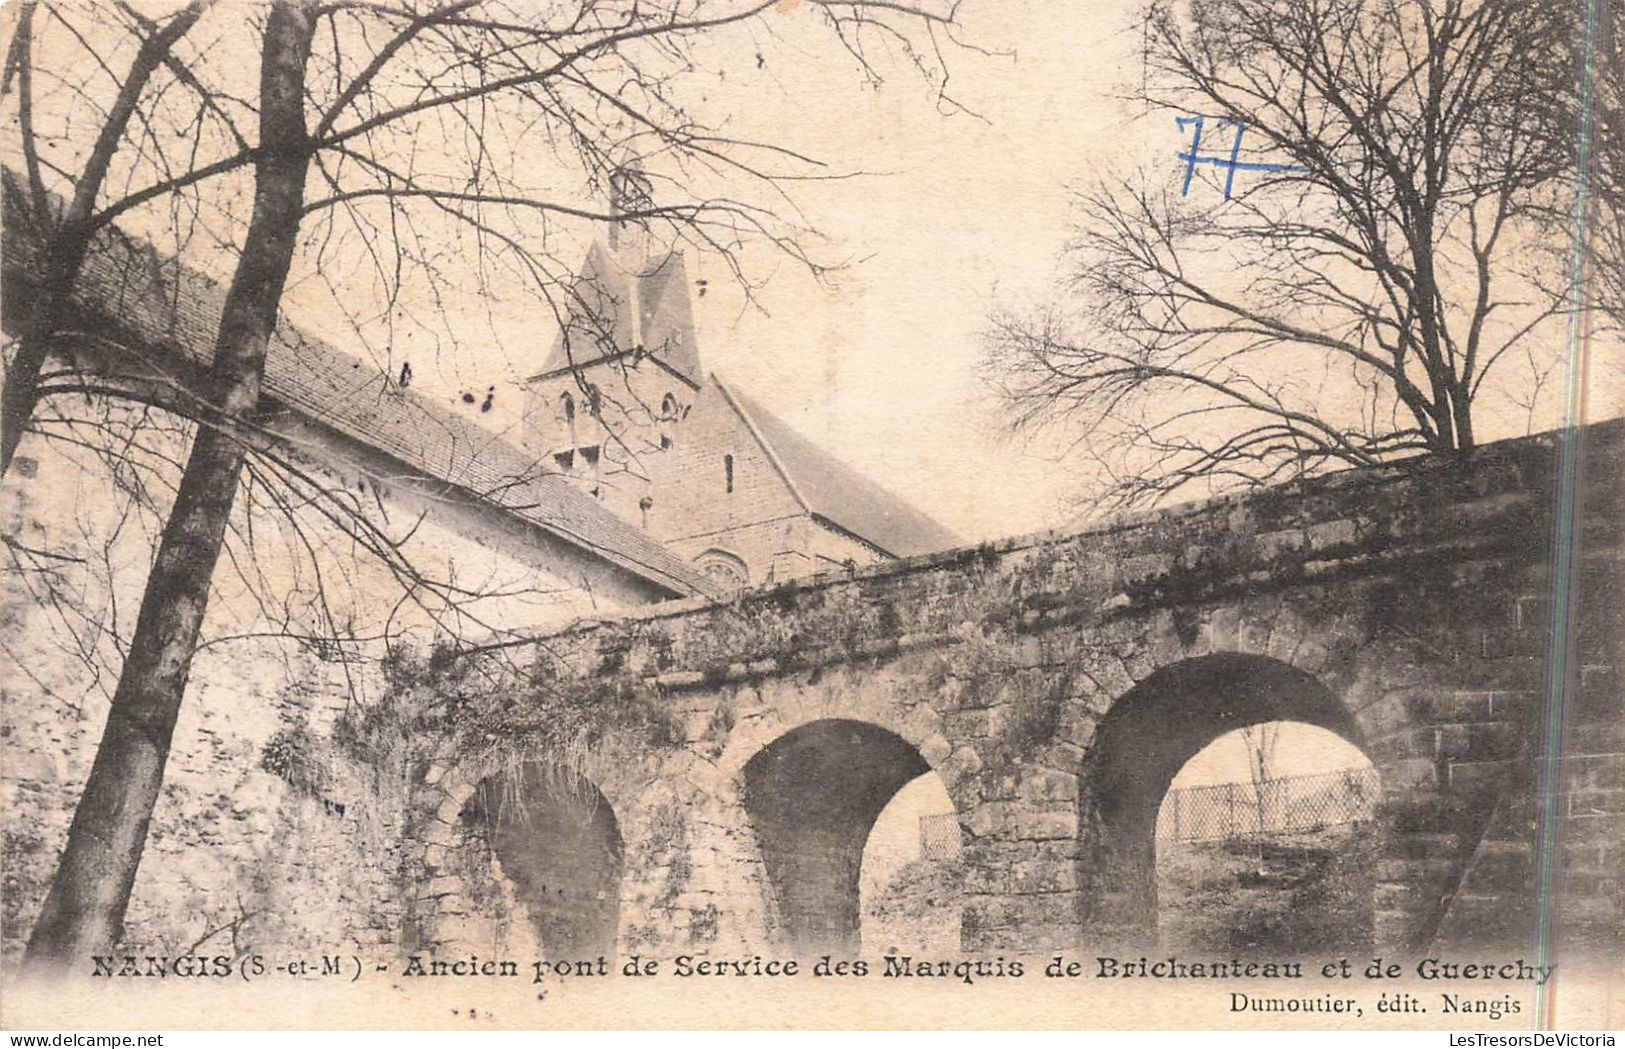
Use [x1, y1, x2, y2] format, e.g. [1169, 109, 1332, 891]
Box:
[21, 0, 316, 976]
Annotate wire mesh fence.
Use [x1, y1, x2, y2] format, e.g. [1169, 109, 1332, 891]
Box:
[918, 812, 963, 862]
[1156, 766, 1380, 842]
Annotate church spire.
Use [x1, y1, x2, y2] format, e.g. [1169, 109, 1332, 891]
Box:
[529, 159, 702, 383]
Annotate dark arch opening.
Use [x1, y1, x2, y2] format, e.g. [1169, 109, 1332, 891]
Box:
[1079, 653, 1365, 949]
[742, 719, 933, 953]
[462, 763, 623, 955]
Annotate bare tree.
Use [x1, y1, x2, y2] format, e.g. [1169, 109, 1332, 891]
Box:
[985, 0, 1580, 509]
[0, 0, 249, 475]
[5, 0, 967, 974]
[18, 0, 323, 972]
[1240, 722, 1278, 849]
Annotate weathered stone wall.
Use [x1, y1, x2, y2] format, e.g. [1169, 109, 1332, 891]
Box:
[525, 348, 894, 586]
[0, 399, 672, 971]
[648, 380, 856, 581]
[6, 421, 1620, 969]
[401, 421, 1622, 959]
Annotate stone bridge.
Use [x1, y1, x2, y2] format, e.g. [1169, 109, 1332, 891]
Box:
[400, 423, 1622, 960]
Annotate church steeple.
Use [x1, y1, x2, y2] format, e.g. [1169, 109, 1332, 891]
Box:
[530, 161, 702, 385]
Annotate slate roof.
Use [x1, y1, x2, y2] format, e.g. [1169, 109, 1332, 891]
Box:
[0, 172, 718, 599]
[716, 378, 961, 559]
[532, 243, 702, 385]
[526, 237, 961, 561]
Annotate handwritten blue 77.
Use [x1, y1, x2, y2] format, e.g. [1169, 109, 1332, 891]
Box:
[1176, 116, 1306, 199]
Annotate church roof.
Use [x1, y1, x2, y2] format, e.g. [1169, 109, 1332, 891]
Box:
[716, 379, 961, 559]
[532, 242, 702, 385]
[0, 172, 718, 600]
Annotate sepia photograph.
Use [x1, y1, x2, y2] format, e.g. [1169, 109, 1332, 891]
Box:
[0, 0, 1620, 1033]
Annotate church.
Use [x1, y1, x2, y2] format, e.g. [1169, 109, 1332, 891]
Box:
[520, 211, 958, 589]
[1, 164, 957, 615]
[0, 171, 964, 968]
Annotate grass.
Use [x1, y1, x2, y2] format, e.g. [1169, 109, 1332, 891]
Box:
[1156, 823, 1379, 956]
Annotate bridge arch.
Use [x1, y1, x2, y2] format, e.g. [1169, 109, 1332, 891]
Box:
[460, 762, 624, 955]
[1079, 652, 1372, 948]
[741, 717, 960, 953]
[410, 750, 639, 956]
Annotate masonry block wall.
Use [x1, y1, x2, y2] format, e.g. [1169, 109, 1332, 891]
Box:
[645, 380, 884, 583]
[0, 410, 667, 971]
[525, 356, 895, 587]
[652, 396, 810, 582]
[404, 421, 1623, 960]
[5, 422, 1621, 970]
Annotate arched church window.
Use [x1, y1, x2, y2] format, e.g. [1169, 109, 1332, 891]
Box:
[724, 453, 734, 494]
[694, 549, 749, 589]
[660, 392, 679, 419]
